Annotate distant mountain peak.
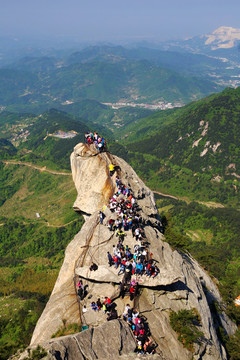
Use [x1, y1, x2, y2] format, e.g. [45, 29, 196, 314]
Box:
[205, 26, 240, 49]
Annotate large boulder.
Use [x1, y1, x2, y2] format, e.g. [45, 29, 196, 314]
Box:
[71, 143, 115, 215]
[30, 143, 237, 360]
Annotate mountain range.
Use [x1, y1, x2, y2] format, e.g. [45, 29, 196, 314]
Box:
[168, 26, 240, 53]
[0, 27, 239, 111]
[0, 58, 222, 107]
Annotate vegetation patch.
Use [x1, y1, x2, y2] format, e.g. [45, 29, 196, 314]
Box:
[224, 329, 240, 360]
[0, 294, 46, 360]
[23, 345, 47, 360]
[0, 164, 79, 225]
[186, 229, 213, 244]
[51, 319, 81, 338]
[170, 309, 204, 351]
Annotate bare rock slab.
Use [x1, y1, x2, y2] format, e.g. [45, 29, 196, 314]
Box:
[43, 320, 136, 360]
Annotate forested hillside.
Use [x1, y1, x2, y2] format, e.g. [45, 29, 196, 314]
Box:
[155, 195, 240, 359]
[0, 111, 88, 358]
[118, 87, 240, 207]
[0, 161, 84, 359]
[0, 109, 108, 170]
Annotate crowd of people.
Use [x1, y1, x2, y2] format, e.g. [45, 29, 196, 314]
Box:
[124, 304, 156, 354]
[86, 295, 156, 354]
[106, 174, 160, 281]
[76, 136, 159, 355]
[84, 131, 107, 152]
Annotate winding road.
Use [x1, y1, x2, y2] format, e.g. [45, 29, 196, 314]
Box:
[2, 160, 72, 176]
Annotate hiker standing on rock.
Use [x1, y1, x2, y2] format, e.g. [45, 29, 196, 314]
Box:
[99, 211, 105, 224]
[107, 251, 113, 266]
[109, 164, 115, 176]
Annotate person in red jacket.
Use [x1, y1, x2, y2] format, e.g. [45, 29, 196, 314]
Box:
[104, 296, 112, 310]
[130, 285, 135, 301]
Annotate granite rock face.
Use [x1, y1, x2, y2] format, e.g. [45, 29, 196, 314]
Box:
[19, 320, 138, 360]
[43, 320, 136, 360]
[71, 143, 115, 215]
[30, 143, 237, 360]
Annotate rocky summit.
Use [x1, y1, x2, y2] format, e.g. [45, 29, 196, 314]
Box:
[26, 143, 236, 360]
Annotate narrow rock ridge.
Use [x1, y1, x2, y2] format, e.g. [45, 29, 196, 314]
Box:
[30, 143, 236, 360]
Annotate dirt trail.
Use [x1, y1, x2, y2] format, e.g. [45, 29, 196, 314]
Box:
[153, 190, 224, 209]
[2, 160, 71, 176]
[0, 218, 78, 229]
[153, 190, 178, 200]
[43, 219, 78, 228]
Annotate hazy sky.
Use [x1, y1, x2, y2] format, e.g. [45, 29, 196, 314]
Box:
[1, 0, 240, 42]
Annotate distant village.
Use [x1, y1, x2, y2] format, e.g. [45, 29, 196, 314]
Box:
[11, 128, 30, 143]
[60, 99, 184, 110]
[10, 126, 77, 146]
[102, 101, 183, 110]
